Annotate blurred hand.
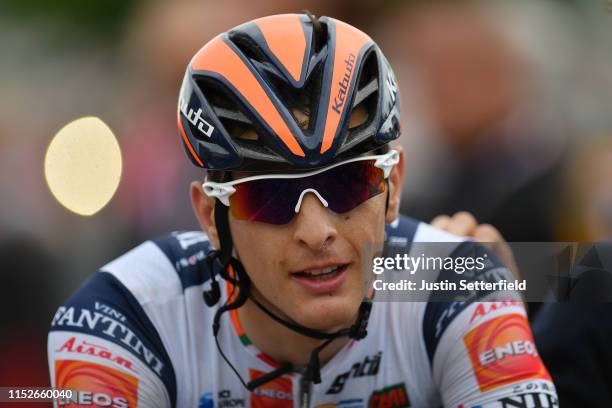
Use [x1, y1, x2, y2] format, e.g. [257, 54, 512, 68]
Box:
[430, 211, 521, 280]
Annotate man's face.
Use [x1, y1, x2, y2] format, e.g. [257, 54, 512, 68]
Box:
[230, 189, 387, 331]
[192, 148, 404, 332]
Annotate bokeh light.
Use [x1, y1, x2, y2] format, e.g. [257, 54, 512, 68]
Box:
[44, 116, 122, 216]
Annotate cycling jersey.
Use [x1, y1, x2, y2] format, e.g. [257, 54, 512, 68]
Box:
[48, 216, 558, 407]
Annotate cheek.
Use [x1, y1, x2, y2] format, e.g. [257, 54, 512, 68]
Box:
[343, 194, 387, 242]
[340, 195, 387, 283]
[228, 218, 287, 280]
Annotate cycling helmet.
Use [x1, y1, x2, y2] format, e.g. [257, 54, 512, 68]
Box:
[177, 13, 400, 171]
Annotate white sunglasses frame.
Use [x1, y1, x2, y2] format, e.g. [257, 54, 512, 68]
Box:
[203, 149, 400, 208]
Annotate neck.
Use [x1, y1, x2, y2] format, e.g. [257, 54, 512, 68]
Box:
[237, 295, 351, 367]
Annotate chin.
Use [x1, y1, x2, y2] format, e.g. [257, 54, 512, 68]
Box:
[291, 295, 362, 332]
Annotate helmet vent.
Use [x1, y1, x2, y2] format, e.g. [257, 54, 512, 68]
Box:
[265, 64, 323, 134]
[338, 50, 380, 154]
[197, 77, 261, 145]
[228, 31, 267, 65]
[310, 16, 329, 55]
[347, 50, 378, 131]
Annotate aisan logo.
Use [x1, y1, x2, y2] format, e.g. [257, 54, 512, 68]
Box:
[57, 336, 137, 373]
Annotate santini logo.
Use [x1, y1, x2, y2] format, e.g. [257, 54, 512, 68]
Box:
[326, 351, 382, 394]
[52, 306, 164, 376]
[179, 96, 214, 137]
[332, 53, 356, 114]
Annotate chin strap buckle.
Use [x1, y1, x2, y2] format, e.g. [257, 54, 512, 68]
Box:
[349, 298, 372, 340]
[202, 250, 222, 307]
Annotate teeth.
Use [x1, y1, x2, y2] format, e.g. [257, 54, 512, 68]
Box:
[303, 266, 341, 276]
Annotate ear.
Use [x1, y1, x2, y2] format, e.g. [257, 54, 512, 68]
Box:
[385, 145, 405, 223]
[191, 181, 220, 249]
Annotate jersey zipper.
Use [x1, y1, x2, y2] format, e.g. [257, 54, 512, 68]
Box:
[299, 375, 312, 408]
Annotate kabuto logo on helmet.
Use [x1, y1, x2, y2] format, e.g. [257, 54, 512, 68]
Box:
[332, 53, 356, 114]
[179, 96, 215, 138]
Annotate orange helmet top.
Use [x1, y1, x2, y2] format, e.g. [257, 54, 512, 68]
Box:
[178, 13, 400, 171]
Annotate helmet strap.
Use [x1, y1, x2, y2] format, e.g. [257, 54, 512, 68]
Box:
[385, 179, 390, 216]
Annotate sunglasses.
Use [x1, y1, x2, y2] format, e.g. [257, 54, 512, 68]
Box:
[203, 149, 400, 225]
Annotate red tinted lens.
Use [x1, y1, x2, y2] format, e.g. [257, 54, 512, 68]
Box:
[228, 160, 386, 224]
[229, 178, 297, 224]
[313, 160, 386, 213]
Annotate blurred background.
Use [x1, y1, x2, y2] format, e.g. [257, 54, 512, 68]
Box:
[1, 0, 612, 394]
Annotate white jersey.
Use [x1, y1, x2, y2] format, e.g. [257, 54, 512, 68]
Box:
[48, 216, 558, 407]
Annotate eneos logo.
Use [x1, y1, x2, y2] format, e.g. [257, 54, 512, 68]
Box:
[463, 313, 551, 392]
[249, 369, 292, 408]
[55, 360, 138, 407]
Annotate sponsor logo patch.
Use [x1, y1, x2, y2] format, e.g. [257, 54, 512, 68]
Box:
[469, 301, 522, 324]
[327, 352, 382, 394]
[249, 369, 292, 408]
[51, 306, 164, 376]
[56, 336, 137, 374]
[511, 380, 556, 395]
[55, 360, 138, 407]
[174, 249, 206, 271]
[463, 313, 551, 392]
[332, 53, 356, 115]
[179, 96, 215, 137]
[368, 383, 410, 408]
[465, 391, 559, 407]
[198, 390, 246, 408]
[217, 389, 245, 407]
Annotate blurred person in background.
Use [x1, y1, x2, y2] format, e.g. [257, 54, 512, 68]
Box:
[553, 137, 612, 242]
[382, 2, 569, 242]
[533, 136, 612, 407]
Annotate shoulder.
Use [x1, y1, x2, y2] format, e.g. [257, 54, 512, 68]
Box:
[48, 230, 214, 407]
[103, 230, 214, 296]
[386, 216, 519, 361]
[50, 230, 215, 338]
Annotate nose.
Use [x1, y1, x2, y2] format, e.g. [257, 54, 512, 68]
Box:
[292, 191, 337, 250]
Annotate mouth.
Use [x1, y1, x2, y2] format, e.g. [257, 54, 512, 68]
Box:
[291, 263, 350, 294]
[292, 264, 346, 279]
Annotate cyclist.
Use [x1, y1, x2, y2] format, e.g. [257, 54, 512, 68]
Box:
[48, 13, 557, 408]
